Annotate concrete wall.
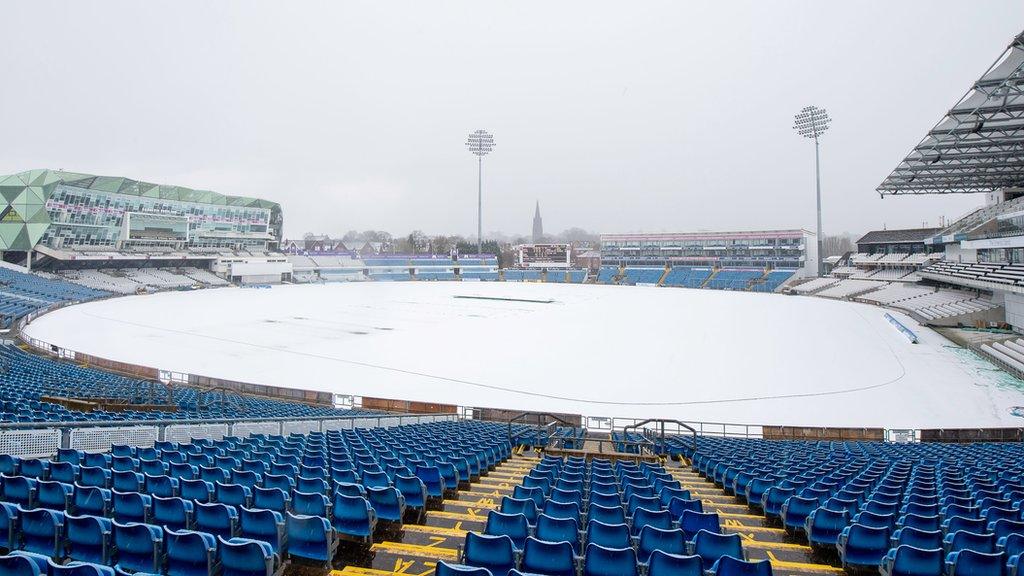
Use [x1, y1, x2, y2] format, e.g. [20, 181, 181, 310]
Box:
[1006, 292, 1024, 331]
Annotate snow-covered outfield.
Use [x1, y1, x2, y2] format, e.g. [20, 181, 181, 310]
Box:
[22, 282, 1024, 428]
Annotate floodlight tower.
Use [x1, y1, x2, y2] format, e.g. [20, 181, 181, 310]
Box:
[793, 106, 831, 276]
[466, 130, 495, 255]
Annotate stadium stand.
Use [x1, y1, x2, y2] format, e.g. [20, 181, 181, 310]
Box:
[0, 344, 374, 422]
[0, 267, 107, 327]
[596, 266, 619, 284]
[503, 269, 542, 282]
[567, 269, 587, 283]
[706, 269, 762, 290]
[920, 261, 1024, 288]
[675, 435, 1024, 576]
[0, 420, 518, 575]
[790, 277, 840, 294]
[621, 267, 664, 285]
[751, 269, 796, 293]
[857, 268, 916, 282]
[460, 271, 500, 281]
[857, 284, 935, 306]
[662, 266, 713, 288]
[887, 290, 999, 321]
[814, 279, 887, 299]
[57, 268, 229, 294]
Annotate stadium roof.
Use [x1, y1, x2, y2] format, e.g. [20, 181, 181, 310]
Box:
[855, 227, 942, 246]
[0, 169, 280, 210]
[878, 31, 1024, 195]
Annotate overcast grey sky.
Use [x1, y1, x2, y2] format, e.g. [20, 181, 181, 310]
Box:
[2, 1, 1021, 240]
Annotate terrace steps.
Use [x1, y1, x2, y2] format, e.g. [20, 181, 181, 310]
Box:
[328, 453, 844, 576]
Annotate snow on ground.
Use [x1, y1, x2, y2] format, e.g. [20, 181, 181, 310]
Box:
[22, 282, 1024, 428]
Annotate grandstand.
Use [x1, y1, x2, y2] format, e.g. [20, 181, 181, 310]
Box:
[0, 344, 373, 422]
[0, 265, 108, 327]
[663, 266, 713, 288]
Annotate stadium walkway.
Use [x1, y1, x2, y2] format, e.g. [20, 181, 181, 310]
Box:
[323, 450, 844, 576]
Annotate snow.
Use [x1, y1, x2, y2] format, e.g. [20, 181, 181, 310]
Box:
[22, 282, 1024, 428]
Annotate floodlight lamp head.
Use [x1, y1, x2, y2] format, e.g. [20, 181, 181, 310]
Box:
[793, 105, 831, 139]
[466, 129, 496, 157]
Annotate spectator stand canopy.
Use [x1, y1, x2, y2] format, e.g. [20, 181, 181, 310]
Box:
[878, 31, 1024, 196]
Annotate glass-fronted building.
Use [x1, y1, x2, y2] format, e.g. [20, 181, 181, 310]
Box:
[600, 229, 813, 271]
[0, 169, 281, 252]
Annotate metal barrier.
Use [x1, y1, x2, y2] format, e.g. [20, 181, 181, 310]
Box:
[583, 415, 764, 439]
[0, 412, 458, 457]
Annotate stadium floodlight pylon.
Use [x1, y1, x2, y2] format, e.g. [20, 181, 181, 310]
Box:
[793, 105, 831, 277]
[466, 129, 495, 256]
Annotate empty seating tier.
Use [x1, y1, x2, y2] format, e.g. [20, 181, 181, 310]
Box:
[0, 344, 377, 423]
[676, 435, 1024, 576]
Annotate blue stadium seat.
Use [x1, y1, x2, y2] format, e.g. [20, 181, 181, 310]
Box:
[761, 487, 795, 520]
[165, 528, 218, 576]
[781, 496, 819, 533]
[880, 545, 944, 576]
[637, 526, 687, 565]
[252, 487, 289, 514]
[648, 550, 703, 576]
[588, 503, 626, 526]
[678, 510, 721, 541]
[415, 466, 446, 498]
[0, 503, 17, 550]
[367, 486, 405, 523]
[485, 511, 530, 551]
[0, 551, 49, 576]
[946, 531, 998, 554]
[838, 524, 891, 570]
[66, 514, 113, 565]
[805, 507, 848, 548]
[48, 559, 116, 576]
[292, 491, 330, 518]
[586, 520, 631, 550]
[946, 516, 990, 536]
[708, 556, 773, 576]
[946, 550, 1006, 576]
[500, 497, 539, 526]
[286, 512, 336, 563]
[394, 475, 427, 520]
[144, 474, 178, 498]
[238, 507, 285, 556]
[434, 561, 494, 576]
[215, 482, 252, 508]
[463, 532, 516, 576]
[691, 530, 743, 570]
[513, 485, 545, 508]
[50, 462, 80, 485]
[219, 536, 278, 576]
[21, 507, 64, 558]
[112, 491, 151, 524]
[633, 507, 674, 537]
[332, 493, 376, 541]
[180, 480, 213, 504]
[112, 471, 143, 493]
[3, 476, 37, 508]
[521, 537, 575, 576]
[194, 502, 237, 541]
[584, 543, 638, 576]
[152, 496, 194, 532]
[894, 527, 944, 551]
[112, 521, 164, 574]
[536, 514, 581, 553]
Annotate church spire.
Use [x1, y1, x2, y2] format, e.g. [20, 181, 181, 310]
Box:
[532, 200, 544, 242]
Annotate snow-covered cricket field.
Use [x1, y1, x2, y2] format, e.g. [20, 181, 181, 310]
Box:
[22, 282, 1024, 428]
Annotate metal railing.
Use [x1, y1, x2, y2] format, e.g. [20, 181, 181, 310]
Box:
[583, 415, 763, 439]
[0, 412, 458, 458]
